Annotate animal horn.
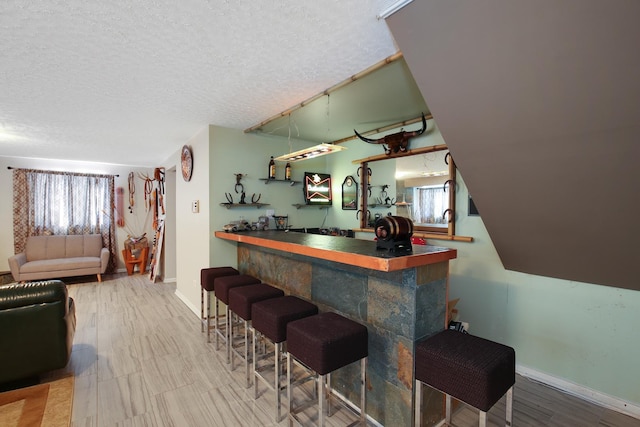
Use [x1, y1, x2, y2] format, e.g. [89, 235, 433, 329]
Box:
[354, 129, 383, 144]
[404, 112, 427, 137]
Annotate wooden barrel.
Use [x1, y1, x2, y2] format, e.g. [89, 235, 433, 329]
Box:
[374, 216, 413, 242]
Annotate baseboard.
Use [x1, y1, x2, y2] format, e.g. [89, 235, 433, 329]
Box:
[175, 289, 199, 316]
[517, 364, 640, 419]
[163, 277, 176, 283]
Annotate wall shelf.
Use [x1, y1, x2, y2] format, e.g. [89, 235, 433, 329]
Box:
[292, 204, 329, 210]
[260, 178, 299, 186]
[220, 203, 270, 209]
[369, 204, 394, 209]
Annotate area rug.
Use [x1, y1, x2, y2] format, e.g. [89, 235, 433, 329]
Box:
[0, 376, 73, 427]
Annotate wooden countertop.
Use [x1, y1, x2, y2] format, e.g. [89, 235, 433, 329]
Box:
[215, 230, 456, 272]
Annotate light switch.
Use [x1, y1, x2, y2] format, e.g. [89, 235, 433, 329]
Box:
[192, 200, 199, 213]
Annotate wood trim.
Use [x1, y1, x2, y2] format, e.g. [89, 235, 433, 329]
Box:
[244, 52, 404, 134]
[215, 231, 456, 272]
[353, 228, 474, 242]
[352, 143, 447, 164]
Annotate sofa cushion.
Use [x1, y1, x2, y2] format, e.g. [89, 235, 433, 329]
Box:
[25, 236, 51, 261]
[83, 235, 103, 257]
[20, 257, 102, 274]
[46, 235, 67, 259]
[25, 234, 104, 261]
[65, 235, 85, 258]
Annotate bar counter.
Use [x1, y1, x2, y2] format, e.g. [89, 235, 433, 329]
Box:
[215, 230, 457, 426]
[215, 230, 456, 271]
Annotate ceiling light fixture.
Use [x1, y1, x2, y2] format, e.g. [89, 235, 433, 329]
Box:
[377, 0, 414, 19]
[274, 143, 346, 163]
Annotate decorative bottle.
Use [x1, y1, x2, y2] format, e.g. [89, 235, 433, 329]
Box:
[268, 156, 276, 179]
[284, 162, 291, 180]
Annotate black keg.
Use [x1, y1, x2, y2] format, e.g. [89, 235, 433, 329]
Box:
[374, 215, 413, 242]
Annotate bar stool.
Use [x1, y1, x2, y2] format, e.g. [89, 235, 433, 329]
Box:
[414, 329, 515, 427]
[200, 267, 238, 342]
[251, 295, 318, 422]
[286, 312, 368, 427]
[213, 274, 261, 361]
[227, 283, 284, 386]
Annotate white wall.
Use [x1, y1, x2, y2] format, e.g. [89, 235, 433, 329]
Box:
[0, 156, 155, 274]
[173, 126, 211, 313]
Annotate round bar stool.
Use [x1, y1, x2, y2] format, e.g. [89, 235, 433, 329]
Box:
[251, 295, 318, 422]
[286, 312, 368, 427]
[200, 267, 238, 342]
[227, 283, 284, 387]
[213, 274, 261, 362]
[414, 329, 515, 427]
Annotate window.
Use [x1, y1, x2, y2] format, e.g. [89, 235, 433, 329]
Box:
[412, 186, 448, 227]
[12, 168, 116, 272]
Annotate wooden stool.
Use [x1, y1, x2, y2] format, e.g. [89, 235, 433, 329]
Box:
[213, 274, 261, 362]
[122, 247, 149, 275]
[286, 312, 368, 427]
[228, 283, 285, 387]
[251, 295, 318, 421]
[414, 329, 515, 427]
[200, 267, 238, 342]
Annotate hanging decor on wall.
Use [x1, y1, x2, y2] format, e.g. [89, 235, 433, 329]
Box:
[303, 172, 332, 206]
[181, 145, 193, 181]
[354, 112, 427, 155]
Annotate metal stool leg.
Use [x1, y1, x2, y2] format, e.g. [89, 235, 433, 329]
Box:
[206, 291, 212, 343]
[506, 387, 513, 427]
[318, 373, 326, 427]
[287, 351, 293, 427]
[275, 341, 283, 421]
[446, 394, 452, 424]
[415, 379, 422, 426]
[360, 357, 367, 425]
[201, 287, 205, 334]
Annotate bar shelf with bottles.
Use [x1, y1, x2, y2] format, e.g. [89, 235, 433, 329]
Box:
[262, 157, 298, 184]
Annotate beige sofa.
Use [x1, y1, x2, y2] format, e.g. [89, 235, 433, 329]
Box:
[8, 234, 110, 282]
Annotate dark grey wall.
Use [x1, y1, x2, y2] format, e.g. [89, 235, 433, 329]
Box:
[388, 0, 640, 290]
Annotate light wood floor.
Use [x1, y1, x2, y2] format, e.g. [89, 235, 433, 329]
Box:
[43, 274, 639, 427]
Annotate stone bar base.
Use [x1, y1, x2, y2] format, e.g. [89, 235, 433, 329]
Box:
[238, 243, 449, 426]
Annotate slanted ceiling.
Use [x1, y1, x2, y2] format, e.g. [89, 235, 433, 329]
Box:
[388, 1, 640, 291]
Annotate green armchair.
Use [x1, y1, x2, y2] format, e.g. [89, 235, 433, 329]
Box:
[0, 280, 76, 384]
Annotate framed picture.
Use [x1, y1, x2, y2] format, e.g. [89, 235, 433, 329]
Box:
[303, 172, 332, 206]
[342, 175, 358, 210]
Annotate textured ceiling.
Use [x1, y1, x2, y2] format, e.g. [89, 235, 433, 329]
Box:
[0, 1, 399, 166]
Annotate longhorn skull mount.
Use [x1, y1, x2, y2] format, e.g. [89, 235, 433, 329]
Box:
[354, 113, 427, 155]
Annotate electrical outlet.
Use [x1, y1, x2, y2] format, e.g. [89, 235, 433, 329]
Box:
[192, 200, 199, 213]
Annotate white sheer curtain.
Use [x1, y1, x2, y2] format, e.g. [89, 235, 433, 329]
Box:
[412, 186, 448, 225]
[29, 173, 111, 234]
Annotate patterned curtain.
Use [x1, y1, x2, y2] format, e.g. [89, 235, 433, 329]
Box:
[12, 168, 117, 273]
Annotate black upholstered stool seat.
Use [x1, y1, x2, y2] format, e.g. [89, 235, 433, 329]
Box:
[286, 312, 368, 426]
[229, 283, 285, 321]
[201, 267, 238, 292]
[200, 267, 238, 342]
[414, 329, 516, 427]
[212, 274, 260, 361]
[228, 283, 284, 387]
[251, 296, 318, 422]
[214, 274, 261, 305]
[252, 295, 318, 343]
